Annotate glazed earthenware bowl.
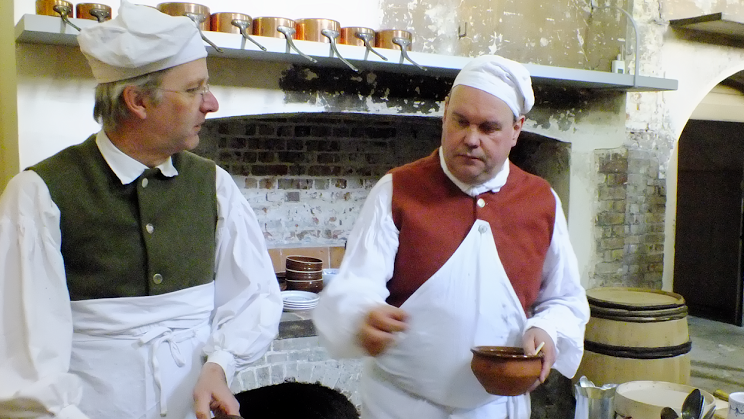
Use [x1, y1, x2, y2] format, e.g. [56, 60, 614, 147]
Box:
[470, 346, 542, 396]
[285, 278, 323, 293]
[285, 255, 323, 272]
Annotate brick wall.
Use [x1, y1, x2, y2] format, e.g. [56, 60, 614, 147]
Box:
[197, 113, 441, 247]
[593, 137, 667, 288]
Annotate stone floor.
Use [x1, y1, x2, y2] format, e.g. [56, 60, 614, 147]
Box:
[688, 316, 744, 397]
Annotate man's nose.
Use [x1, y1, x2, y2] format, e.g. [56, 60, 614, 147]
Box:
[462, 125, 480, 146]
[201, 91, 219, 113]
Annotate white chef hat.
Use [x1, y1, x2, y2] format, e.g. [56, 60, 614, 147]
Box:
[78, 0, 207, 83]
[452, 55, 535, 117]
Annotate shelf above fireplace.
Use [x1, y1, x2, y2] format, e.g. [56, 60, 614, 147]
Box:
[15, 13, 678, 92]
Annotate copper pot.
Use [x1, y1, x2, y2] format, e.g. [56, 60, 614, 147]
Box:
[252, 17, 318, 63]
[76, 3, 112, 22]
[210, 12, 251, 34]
[339, 26, 375, 47]
[36, 0, 73, 17]
[252, 16, 295, 38]
[375, 29, 412, 51]
[157, 2, 210, 31]
[294, 18, 340, 43]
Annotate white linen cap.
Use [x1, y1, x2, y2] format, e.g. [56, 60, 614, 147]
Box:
[78, 0, 207, 83]
[452, 55, 535, 117]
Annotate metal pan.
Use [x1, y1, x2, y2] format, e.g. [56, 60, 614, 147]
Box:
[36, 0, 72, 17]
[210, 12, 266, 51]
[36, 0, 80, 31]
[253, 17, 317, 64]
[375, 29, 412, 51]
[158, 2, 224, 53]
[252, 16, 296, 38]
[76, 3, 112, 22]
[295, 18, 340, 43]
[375, 29, 425, 70]
[339, 27, 387, 61]
[295, 18, 357, 71]
[157, 2, 210, 31]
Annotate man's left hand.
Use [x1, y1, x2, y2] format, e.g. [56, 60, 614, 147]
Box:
[193, 362, 240, 419]
[522, 328, 556, 391]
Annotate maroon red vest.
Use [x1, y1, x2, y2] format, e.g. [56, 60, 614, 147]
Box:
[387, 150, 556, 313]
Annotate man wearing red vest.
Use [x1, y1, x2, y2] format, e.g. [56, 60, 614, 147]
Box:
[313, 55, 590, 419]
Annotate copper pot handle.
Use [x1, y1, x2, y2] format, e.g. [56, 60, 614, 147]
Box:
[230, 19, 267, 51]
[392, 37, 426, 71]
[53, 4, 81, 31]
[321, 29, 358, 72]
[276, 26, 317, 63]
[184, 12, 224, 53]
[355, 32, 387, 61]
[88, 7, 110, 23]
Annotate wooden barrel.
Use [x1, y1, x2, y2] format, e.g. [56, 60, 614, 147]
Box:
[576, 287, 691, 386]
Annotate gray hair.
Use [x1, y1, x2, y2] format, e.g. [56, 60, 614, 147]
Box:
[93, 69, 168, 132]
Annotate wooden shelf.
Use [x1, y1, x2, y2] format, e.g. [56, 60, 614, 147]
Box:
[16, 13, 678, 92]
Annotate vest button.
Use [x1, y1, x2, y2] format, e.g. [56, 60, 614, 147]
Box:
[152, 273, 163, 284]
[478, 225, 488, 234]
[477, 198, 486, 208]
[146, 223, 154, 234]
[141, 178, 149, 188]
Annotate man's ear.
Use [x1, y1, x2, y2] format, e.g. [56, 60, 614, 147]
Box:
[121, 85, 149, 120]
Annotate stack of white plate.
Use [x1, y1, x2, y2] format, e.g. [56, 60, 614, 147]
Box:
[282, 290, 320, 311]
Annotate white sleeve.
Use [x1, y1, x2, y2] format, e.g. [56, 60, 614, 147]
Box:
[0, 171, 90, 419]
[312, 174, 400, 359]
[202, 166, 283, 384]
[524, 190, 590, 379]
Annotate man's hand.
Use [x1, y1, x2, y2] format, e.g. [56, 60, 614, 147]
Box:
[356, 305, 409, 356]
[522, 327, 556, 391]
[193, 362, 240, 419]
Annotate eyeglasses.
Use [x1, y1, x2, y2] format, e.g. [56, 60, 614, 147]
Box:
[157, 84, 211, 99]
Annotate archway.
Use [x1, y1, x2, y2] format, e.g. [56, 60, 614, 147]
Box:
[673, 77, 744, 326]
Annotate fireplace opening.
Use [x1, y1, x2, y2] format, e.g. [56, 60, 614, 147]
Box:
[196, 112, 570, 247]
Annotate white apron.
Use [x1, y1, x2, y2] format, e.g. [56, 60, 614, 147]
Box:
[362, 220, 532, 419]
[69, 282, 215, 419]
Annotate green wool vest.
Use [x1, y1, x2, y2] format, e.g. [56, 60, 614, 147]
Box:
[30, 135, 217, 301]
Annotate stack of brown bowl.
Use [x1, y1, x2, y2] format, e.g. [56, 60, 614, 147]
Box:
[285, 256, 323, 293]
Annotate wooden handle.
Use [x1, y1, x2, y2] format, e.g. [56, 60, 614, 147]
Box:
[714, 389, 729, 401]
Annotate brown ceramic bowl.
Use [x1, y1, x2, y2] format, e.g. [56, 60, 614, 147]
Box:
[285, 268, 322, 281]
[285, 255, 323, 272]
[285, 278, 323, 293]
[470, 346, 542, 396]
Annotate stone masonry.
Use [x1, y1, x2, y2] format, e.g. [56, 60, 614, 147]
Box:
[592, 134, 667, 289]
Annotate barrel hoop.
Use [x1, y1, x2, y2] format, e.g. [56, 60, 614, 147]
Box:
[584, 340, 692, 359]
[589, 307, 688, 322]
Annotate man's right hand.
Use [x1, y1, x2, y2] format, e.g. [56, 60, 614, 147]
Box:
[356, 305, 409, 356]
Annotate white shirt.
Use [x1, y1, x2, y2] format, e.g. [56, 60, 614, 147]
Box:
[0, 132, 283, 419]
[313, 151, 589, 405]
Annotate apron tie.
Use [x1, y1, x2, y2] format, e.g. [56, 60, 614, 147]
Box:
[139, 326, 197, 416]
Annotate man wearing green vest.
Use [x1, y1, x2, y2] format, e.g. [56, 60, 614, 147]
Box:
[0, 2, 282, 419]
